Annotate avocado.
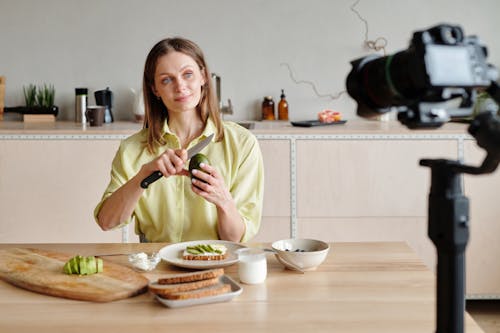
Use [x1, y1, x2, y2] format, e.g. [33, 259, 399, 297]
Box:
[79, 257, 88, 275]
[63, 261, 72, 274]
[70, 257, 80, 274]
[96, 258, 104, 273]
[86, 256, 97, 274]
[189, 153, 211, 182]
[63, 255, 103, 275]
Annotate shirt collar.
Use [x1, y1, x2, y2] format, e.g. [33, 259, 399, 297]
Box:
[201, 117, 217, 138]
[161, 116, 217, 143]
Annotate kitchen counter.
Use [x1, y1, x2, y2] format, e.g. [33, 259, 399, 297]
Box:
[0, 120, 142, 135]
[0, 119, 472, 136]
[0, 242, 484, 333]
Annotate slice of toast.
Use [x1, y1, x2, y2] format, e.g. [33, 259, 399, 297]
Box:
[157, 268, 224, 284]
[149, 277, 220, 297]
[159, 283, 232, 300]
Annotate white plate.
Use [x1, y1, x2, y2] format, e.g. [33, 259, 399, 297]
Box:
[159, 240, 246, 269]
[154, 275, 243, 308]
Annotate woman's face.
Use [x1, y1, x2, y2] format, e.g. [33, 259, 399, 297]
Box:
[153, 51, 206, 115]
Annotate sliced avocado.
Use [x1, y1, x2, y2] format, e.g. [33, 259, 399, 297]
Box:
[79, 257, 88, 275]
[70, 257, 80, 274]
[86, 256, 97, 274]
[96, 258, 104, 273]
[189, 245, 209, 254]
[63, 261, 72, 274]
[187, 247, 202, 254]
[63, 255, 104, 275]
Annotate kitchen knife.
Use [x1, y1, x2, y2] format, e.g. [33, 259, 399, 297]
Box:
[140, 133, 214, 189]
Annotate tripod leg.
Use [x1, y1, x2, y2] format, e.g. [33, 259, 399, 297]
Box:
[435, 252, 466, 333]
[423, 159, 469, 333]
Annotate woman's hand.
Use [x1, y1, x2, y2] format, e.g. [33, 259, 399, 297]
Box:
[190, 163, 232, 207]
[190, 162, 245, 242]
[98, 148, 189, 231]
[141, 148, 190, 179]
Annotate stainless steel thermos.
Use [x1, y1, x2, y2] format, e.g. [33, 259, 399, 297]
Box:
[75, 88, 88, 124]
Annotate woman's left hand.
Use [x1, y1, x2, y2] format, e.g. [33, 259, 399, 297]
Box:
[190, 163, 232, 207]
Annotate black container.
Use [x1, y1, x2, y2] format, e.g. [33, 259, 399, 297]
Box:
[94, 87, 114, 123]
[4, 105, 58, 116]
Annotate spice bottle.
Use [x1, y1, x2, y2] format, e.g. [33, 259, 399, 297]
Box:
[262, 96, 275, 120]
[278, 89, 289, 120]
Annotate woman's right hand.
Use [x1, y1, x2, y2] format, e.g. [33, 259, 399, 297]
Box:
[98, 148, 188, 231]
[140, 148, 189, 179]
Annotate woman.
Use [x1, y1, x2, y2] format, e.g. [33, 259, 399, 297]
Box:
[94, 37, 264, 243]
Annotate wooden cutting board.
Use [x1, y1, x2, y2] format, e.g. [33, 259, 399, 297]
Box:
[0, 247, 149, 302]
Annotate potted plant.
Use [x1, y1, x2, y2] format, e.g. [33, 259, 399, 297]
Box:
[22, 83, 58, 115]
[23, 84, 37, 108]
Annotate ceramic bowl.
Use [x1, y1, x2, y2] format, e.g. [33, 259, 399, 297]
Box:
[271, 238, 329, 271]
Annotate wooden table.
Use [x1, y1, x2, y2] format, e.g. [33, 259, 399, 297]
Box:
[0, 242, 483, 333]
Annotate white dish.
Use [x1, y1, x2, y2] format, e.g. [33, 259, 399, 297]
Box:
[154, 275, 242, 308]
[272, 238, 330, 271]
[159, 240, 246, 269]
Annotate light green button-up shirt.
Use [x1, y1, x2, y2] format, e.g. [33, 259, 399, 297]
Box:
[94, 118, 264, 243]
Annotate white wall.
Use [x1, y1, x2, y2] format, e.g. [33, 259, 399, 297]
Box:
[1, 0, 499, 121]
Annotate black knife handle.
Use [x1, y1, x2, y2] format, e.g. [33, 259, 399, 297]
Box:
[140, 171, 163, 189]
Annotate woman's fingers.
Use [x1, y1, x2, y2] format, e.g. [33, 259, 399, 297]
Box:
[149, 148, 188, 177]
[175, 148, 188, 162]
[190, 169, 211, 184]
[190, 163, 232, 207]
[191, 176, 211, 192]
[160, 154, 177, 175]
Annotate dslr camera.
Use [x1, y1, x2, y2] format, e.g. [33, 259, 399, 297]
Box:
[346, 24, 498, 128]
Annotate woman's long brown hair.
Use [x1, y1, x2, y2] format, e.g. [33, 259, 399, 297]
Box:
[142, 37, 223, 154]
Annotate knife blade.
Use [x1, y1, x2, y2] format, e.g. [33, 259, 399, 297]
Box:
[140, 133, 214, 189]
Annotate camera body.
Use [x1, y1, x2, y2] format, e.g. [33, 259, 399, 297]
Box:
[346, 24, 498, 128]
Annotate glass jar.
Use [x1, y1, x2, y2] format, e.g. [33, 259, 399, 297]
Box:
[236, 248, 267, 284]
[262, 96, 275, 120]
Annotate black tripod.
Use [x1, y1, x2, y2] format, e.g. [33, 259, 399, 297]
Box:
[420, 111, 500, 333]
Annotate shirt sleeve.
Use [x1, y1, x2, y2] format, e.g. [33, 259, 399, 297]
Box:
[229, 133, 265, 243]
[93, 141, 133, 229]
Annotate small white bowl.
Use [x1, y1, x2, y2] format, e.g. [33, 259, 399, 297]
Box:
[271, 238, 329, 271]
[128, 252, 160, 272]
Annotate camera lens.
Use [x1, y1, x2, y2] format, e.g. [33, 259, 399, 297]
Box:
[346, 50, 427, 118]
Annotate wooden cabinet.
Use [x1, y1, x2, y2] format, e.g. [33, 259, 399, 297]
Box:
[295, 139, 458, 272]
[253, 139, 291, 242]
[0, 139, 131, 243]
